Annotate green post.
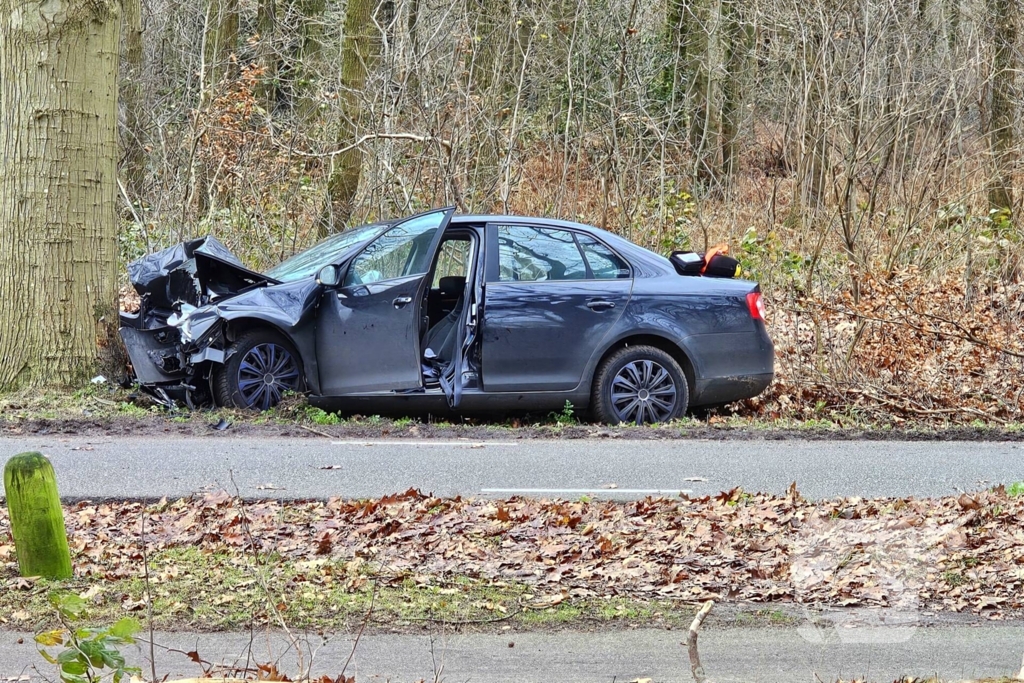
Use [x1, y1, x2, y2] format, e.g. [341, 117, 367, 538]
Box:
[3, 452, 72, 579]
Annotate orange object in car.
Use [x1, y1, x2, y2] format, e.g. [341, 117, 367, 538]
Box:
[700, 243, 730, 274]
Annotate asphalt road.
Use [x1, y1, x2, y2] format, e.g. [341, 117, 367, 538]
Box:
[1, 436, 1022, 500]
[3, 625, 1023, 682]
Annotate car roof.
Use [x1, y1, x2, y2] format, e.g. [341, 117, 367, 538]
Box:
[450, 214, 624, 243]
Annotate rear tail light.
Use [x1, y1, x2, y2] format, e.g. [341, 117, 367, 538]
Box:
[746, 291, 765, 321]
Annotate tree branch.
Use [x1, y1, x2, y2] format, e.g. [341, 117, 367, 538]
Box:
[686, 600, 714, 683]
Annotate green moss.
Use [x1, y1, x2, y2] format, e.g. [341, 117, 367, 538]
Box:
[4, 452, 72, 579]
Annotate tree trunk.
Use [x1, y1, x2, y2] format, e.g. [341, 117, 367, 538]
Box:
[986, 0, 1017, 213]
[946, 0, 961, 52]
[319, 0, 377, 235]
[664, 0, 689, 118]
[408, 0, 421, 79]
[255, 0, 279, 113]
[800, 29, 828, 211]
[0, 0, 121, 391]
[720, 0, 752, 187]
[205, 0, 239, 89]
[687, 0, 718, 187]
[294, 0, 327, 122]
[122, 0, 146, 200]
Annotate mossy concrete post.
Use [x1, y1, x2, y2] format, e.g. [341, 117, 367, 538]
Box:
[3, 452, 72, 579]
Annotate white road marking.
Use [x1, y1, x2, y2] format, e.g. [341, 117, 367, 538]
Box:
[480, 488, 693, 496]
[331, 440, 519, 447]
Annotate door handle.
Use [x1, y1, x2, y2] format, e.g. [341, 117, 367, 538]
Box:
[586, 300, 616, 311]
[393, 296, 413, 308]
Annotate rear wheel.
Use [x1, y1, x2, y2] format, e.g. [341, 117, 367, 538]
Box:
[213, 329, 303, 409]
[591, 345, 688, 425]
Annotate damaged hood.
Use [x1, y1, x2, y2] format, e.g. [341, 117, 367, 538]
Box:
[127, 235, 278, 311]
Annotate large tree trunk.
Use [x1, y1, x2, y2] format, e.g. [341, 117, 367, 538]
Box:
[319, 0, 377, 236]
[0, 0, 121, 391]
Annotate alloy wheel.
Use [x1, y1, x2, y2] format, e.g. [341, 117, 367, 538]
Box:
[237, 342, 300, 409]
[610, 359, 678, 425]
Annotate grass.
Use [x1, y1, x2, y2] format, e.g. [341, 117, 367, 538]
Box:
[733, 608, 798, 626]
[942, 570, 966, 587]
[0, 547, 697, 632]
[4, 382, 1024, 438]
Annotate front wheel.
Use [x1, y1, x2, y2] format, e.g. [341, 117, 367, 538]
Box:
[213, 329, 304, 409]
[591, 345, 689, 425]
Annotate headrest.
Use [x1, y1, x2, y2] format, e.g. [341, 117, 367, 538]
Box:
[438, 276, 465, 294]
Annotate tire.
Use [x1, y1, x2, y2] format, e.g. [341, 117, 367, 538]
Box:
[213, 328, 304, 409]
[591, 345, 689, 425]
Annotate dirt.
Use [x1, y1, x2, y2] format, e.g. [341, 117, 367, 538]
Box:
[3, 413, 1024, 441]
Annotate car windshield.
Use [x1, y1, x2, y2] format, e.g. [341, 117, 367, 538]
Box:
[265, 223, 388, 282]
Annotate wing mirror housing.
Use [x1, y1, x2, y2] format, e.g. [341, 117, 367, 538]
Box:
[317, 264, 341, 287]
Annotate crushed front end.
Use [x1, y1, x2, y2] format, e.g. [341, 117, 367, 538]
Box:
[119, 236, 276, 407]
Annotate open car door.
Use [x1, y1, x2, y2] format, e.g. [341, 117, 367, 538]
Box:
[315, 208, 454, 395]
[435, 231, 485, 409]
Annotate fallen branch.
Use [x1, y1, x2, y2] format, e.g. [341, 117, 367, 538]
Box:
[298, 424, 338, 439]
[686, 600, 714, 683]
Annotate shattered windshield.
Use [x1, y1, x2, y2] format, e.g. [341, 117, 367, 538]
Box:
[265, 223, 388, 282]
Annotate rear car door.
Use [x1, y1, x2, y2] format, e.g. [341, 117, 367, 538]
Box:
[315, 208, 454, 395]
[480, 224, 632, 392]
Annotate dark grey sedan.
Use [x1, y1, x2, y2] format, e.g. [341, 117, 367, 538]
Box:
[119, 208, 773, 424]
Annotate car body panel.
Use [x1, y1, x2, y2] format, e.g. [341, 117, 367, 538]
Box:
[481, 279, 632, 391]
[120, 210, 774, 415]
[315, 208, 455, 396]
[316, 274, 428, 394]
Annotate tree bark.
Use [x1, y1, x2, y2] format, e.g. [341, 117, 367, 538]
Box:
[255, 0, 279, 113]
[720, 0, 752, 187]
[122, 0, 146, 200]
[0, 0, 121, 390]
[684, 0, 719, 186]
[986, 0, 1017, 214]
[204, 0, 239, 88]
[319, 0, 377, 235]
[294, 0, 327, 121]
[800, 28, 828, 211]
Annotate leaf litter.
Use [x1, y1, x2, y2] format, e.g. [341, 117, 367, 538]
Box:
[1, 486, 1022, 620]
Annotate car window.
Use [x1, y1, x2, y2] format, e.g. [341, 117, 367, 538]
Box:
[496, 226, 588, 282]
[576, 234, 631, 279]
[265, 223, 386, 282]
[432, 238, 471, 288]
[344, 212, 444, 286]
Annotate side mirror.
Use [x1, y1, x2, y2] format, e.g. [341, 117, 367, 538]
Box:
[317, 264, 341, 287]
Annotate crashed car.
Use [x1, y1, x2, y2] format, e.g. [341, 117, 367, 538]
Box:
[120, 208, 773, 424]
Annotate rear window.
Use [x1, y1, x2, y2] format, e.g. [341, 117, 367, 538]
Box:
[496, 226, 588, 282]
[576, 234, 631, 279]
